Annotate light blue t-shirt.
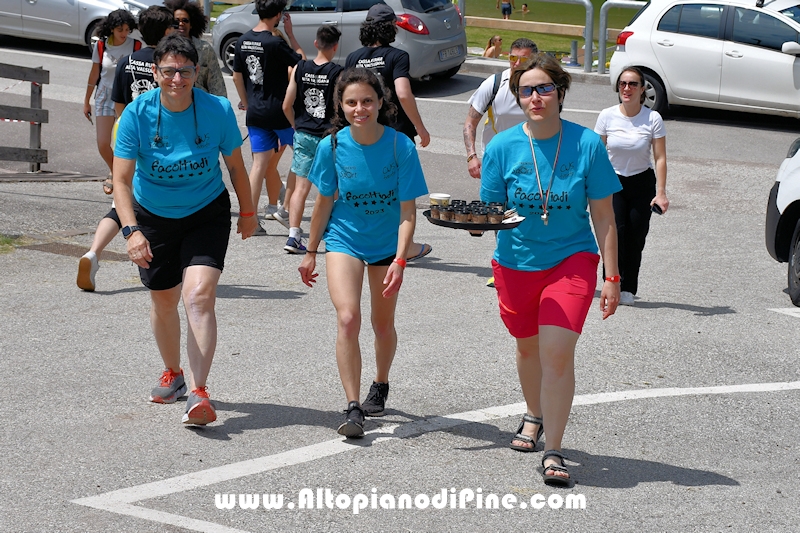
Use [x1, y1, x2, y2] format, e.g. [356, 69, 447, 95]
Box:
[309, 126, 428, 263]
[115, 88, 243, 218]
[481, 120, 621, 271]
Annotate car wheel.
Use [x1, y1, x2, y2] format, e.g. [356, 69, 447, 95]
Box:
[788, 219, 800, 306]
[220, 35, 240, 75]
[433, 64, 461, 79]
[85, 20, 101, 50]
[642, 72, 667, 116]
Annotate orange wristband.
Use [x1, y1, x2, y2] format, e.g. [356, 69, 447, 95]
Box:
[239, 211, 255, 218]
[605, 275, 620, 283]
[393, 258, 407, 269]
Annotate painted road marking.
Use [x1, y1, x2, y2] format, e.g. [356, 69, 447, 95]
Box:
[72, 381, 800, 532]
[769, 308, 800, 319]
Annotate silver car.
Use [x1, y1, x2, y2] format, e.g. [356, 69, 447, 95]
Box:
[211, 0, 466, 79]
[0, 0, 160, 48]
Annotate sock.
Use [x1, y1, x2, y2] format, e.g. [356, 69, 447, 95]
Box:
[289, 227, 301, 240]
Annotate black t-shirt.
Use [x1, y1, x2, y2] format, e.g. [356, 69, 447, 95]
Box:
[111, 47, 157, 106]
[345, 45, 414, 139]
[233, 30, 301, 129]
[292, 60, 343, 137]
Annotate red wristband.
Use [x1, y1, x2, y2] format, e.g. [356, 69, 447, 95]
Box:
[605, 275, 620, 283]
[239, 211, 255, 218]
[393, 258, 407, 269]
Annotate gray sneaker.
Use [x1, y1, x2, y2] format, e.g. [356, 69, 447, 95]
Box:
[182, 387, 217, 425]
[337, 401, 365, 438]
[361, 381, 389, 417]
[273, 208, 290, 229]
[149, 369, 187, 404]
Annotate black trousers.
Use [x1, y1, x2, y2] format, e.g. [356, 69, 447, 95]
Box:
[613, 168, 656, 295]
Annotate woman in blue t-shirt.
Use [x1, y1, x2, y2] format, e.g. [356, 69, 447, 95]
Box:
[481, 54, 621, 487]
[113, 35, 258, 427]
[299, 68, 428, 439]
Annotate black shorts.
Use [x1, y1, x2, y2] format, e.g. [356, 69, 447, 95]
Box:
[133, 191, 232, 291]
[368, 254, 395, 267]
[103, 207, 122, 228]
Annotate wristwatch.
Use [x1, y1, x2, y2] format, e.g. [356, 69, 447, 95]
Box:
[121, 225, 142, 239]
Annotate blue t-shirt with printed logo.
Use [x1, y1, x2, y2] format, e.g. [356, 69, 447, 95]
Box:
[481, 120, 621, 271]
[115, 88, 243, 218]
[309, 126, 428, 263]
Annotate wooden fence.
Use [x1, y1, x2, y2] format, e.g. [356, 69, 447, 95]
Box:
[0, 63, 50, 172]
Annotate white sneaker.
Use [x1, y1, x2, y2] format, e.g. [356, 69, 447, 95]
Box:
[619, 291, 635, 306]
[263, 205, 278, 220]
[273, 208, 290, 229]
[77, 252, 99, 291]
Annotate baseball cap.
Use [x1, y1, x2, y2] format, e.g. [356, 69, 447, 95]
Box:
[366, 4, 396, 23]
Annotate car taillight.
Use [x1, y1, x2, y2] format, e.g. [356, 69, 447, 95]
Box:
[397, 14, 429, 35]
[616, 31, 633, 46]
[453, 4, 463, 25]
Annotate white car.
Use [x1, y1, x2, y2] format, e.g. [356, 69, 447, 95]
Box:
[610, 0, 800, 117]
[766, 137, 800, 306]
[0, 0, 159, 48]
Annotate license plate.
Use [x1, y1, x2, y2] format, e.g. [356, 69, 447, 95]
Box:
[439, 46, 462, 61]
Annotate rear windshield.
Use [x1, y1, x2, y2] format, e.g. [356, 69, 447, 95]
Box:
[626, 1, 651, 26]
[400, 0, 453, 13]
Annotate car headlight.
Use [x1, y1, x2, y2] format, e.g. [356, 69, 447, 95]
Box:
[216, 12, 232, 25]
[788, 137, 800, 159]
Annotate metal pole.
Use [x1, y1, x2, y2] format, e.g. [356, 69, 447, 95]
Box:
[598, 0, 646, 74]
[204, 0, 212, 27]
[29, 78, 42, 173]
[533, 0, 594, 72]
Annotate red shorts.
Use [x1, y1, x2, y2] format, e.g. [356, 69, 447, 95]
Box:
[492, 252, 599, 338]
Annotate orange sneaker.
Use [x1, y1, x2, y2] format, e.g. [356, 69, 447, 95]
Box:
[181, 387, 217, 425]
[149, 368, 187, 404]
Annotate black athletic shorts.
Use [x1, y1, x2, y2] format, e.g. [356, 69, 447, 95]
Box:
[133, 191, 231, 291]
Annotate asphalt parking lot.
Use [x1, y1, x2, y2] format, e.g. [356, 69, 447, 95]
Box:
[2, 48, 800, 532]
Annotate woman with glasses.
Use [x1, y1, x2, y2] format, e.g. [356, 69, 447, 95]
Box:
[165, 0, 227, 97]
[480, 54, 621, 486]
[483, 35, 503, 58]
[113, 34, 257, 425]
[594, 67, 668, 306]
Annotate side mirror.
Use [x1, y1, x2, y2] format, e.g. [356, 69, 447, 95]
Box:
[781, 41, 800, 55]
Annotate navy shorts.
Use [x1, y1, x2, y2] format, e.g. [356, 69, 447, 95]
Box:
[133, 191, 232, 291]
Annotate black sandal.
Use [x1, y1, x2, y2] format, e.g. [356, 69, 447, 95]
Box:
[102, 175, 113, 195]
[541, 449, 572, 487]
[509, 413, 543, 453]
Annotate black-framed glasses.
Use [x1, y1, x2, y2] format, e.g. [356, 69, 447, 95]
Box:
[518, 83, 558, 98]
[175, 17, 190, 24]
[618, 81, 641, 88]
[156, 65, 196, 79]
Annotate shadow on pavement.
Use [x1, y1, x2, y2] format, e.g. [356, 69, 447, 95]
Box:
[216, 285, 305, 300]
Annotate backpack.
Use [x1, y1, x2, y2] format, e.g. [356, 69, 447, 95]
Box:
[96, 38, 142, 84]
[482, 73, 502, 133]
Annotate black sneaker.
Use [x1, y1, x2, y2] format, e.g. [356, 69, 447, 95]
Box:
[361, 381, 389, 417]
[337, 401, 365, 438]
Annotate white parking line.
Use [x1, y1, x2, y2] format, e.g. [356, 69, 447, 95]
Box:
[72, 380, 800, 532]
[768, 308, 800, 318]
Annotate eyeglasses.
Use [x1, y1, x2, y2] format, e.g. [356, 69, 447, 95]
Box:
[156, 65, 197, 79]
[175, 17, 190, 24]
[518, 83, 558, 98]
[618, 81, 641, 88]
[509, 54, 526, 63]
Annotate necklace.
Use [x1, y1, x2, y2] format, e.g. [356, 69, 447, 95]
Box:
[526, 122, 562, 226]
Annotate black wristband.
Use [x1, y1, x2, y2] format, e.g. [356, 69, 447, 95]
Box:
[306, 250, 318, 254]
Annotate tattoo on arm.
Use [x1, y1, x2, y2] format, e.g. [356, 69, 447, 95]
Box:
[464, 108, 483, 154]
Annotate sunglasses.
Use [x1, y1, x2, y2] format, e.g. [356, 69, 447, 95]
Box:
[618, 81, 641, 88]
[156, 65, 197, 79]
[518, 83, 558, 98]
[175, 17, 190, 24]
[509, 54, 527, 63]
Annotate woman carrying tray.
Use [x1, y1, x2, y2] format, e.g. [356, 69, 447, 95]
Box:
[480, 54, 621, 486]
[298, 68, 428, 438]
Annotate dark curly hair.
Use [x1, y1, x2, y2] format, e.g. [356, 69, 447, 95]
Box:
[96, 9, 137, 40]
[329, 68, 397, 150]
[358, 20, 396, 47]
[164, 0, 206, 37]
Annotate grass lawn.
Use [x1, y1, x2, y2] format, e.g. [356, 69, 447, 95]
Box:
[0, 234, 22, 254]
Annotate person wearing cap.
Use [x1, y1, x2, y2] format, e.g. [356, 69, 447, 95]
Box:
[345, 3, 433, 262]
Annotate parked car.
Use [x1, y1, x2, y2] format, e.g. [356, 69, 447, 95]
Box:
[0, 0, 161, 48]
[766, 137, 800, 306]
[211, 0, 466, 79]
[610, 0, 800, 118]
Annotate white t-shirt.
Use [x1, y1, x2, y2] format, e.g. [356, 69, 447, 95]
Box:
[92, 37, 138, 90]
[594, 105, 666, 177]
[467, 68, 526, 153]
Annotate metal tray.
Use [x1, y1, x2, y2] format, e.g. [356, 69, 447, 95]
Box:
[423, 210, 525, 231]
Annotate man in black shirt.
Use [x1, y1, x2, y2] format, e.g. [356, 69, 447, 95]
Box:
[111, 5, 175, 115]
[232, 0, 304, 227]
[345, 4, 430, 148]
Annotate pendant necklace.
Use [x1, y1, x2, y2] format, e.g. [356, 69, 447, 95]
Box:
[527, 121, 562, 226]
